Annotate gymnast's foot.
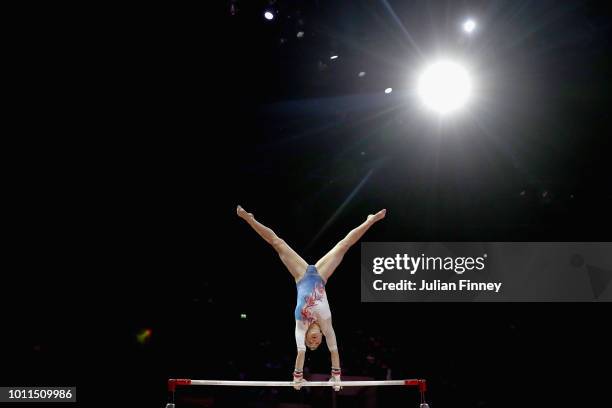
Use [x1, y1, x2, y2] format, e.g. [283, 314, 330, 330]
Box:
[237, 205, 254, 220]
[367, 209, 386, 223]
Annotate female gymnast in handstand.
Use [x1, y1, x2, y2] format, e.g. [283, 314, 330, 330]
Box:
[236, 205, 386, 390]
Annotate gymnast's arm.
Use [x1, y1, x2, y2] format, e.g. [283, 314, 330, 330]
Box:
[320, 319, 341, 388]
[293, 322, 307, 389]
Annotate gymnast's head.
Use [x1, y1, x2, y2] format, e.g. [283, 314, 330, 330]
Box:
[305, 324, 323, 350]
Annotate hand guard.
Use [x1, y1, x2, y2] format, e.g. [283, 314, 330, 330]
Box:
[293, 370, 306, 390]
[329, 367, 342, 392]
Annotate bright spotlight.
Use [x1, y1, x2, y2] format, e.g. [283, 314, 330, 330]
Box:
[385, 87, 393, 94]
[417, 61, 472, 114]
[463, 19, 476, 33]
[330, 55, 339, 60]
[264, 11, 274, 20]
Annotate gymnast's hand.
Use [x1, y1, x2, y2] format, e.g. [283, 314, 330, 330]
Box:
[329, 367, 342, 391]
[293, 370, 306, 390]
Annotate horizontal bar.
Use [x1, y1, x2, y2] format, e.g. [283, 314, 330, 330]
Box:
[169, 379, 425, 390]
[192, 380, 409, 387]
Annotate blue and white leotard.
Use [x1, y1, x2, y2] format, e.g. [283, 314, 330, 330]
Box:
[294, 265, 338, 352]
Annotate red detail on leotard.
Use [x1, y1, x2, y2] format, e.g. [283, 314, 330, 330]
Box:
[300, 282, 325, 324]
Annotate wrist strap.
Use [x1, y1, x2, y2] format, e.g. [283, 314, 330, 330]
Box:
[331, 367, 341, 375]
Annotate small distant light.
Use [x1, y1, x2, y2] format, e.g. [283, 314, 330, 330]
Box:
[358, 71, 366, 77]
[385, 87, 393, 94]
[330, 55, 339, 60]
[136, 328, 152, 344]
[240, 313, 247, 319]
[264, 11, 274, 20]
[463, 19, 476, 33]
[297, 31, 304, 38]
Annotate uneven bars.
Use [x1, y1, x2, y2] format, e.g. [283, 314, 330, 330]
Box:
[166, 378, 429, 408]
[168, 378, 426, 391]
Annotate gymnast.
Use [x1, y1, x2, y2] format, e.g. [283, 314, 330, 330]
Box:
[236, 205, 386, 390]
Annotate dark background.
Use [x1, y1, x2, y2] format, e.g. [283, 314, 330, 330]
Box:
[2, 1, 611, 407]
